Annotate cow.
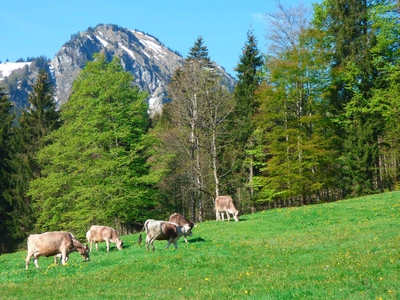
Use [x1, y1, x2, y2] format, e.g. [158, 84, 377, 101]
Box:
[26, 231, 90, 269]
[86, 225, 123, 252]
[215, 195, 239, 222]
[168, 213, 195, 243]
[53, 234, 90, 265]
[138, 219, 193, 251]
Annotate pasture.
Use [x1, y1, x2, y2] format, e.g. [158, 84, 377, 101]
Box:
[0, 192, 399, 299]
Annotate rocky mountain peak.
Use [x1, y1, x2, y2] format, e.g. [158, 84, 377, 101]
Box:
[2, 24, 236, 115]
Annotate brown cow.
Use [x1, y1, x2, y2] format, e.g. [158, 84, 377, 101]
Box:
[26, 231, 90, 269]
[168, 213, 195, 243]
[215, 195, 239, 222]
[54, 234, 90, 265]
[86, 225, 123, 252]
[138, 219, 193, 251]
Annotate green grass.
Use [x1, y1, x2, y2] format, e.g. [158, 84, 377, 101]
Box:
[1, 192, 399, 299]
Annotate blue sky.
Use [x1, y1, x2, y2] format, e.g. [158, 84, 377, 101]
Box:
[0, 0, 320, 77]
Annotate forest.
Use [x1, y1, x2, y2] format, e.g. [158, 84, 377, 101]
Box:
[0, 0, 399, 253]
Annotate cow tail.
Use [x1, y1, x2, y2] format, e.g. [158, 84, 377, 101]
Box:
[138, 233, 142, 245]
[138, 222, 147, 245]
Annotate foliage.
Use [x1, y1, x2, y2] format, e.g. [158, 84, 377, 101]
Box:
[253, 1, 338, 205]
[4, 69, 60, 247]
[0, 87, 14, 253]
[312, 0, 397, 197]
[28, 54, 157, 237]
[3, 0, 400, 249]
[225, 30, 264, 212]
[187, 36, 211, 65]
[158, 38, 234, 221]
[1, 192, 399, 299]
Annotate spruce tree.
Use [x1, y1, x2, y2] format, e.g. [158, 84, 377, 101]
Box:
[187, 36, 213, 68]
[187, 36, 209, 61]
[0, 87, 14, 253]
[5, 68, 60, 244]
[224, 30, 263, 211]
[317, 0, 384, 196]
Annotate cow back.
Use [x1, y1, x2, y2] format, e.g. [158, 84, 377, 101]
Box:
[168, 213, 195, 229]
[27, 231, 74, 257]
[87, 225, 118, 241]
[215, 195, 237, 211]
[162, 222, 178, 240]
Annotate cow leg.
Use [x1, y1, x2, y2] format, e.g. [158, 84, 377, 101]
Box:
[106, 240, 110, 252]
[95, 242, 99, 251]
[165, 237, 173, 249]
[25, 252, 33, 269]
[61, 250, 68, 265]
[172, 238, 179, 249]
[226, 211, 230, 222]
[216, 210, 220, 221]
[33, 258, 39, 269]
[221, 211, 225, 221]
[146, 236, 154, 251]
[184, 235, 188, 243]
[33, 252, 40, 269]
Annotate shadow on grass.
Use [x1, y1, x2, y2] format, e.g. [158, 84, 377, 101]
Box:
[188, 237, 206, 243]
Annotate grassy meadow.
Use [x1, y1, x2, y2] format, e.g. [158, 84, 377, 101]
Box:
[0, 192, 399, 299]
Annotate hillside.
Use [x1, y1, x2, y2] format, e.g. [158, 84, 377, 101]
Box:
[1, 192, 399, 299]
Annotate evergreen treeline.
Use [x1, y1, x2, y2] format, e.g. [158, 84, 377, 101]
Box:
[0, 0, 399, 253]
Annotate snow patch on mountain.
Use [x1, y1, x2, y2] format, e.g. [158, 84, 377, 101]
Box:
[0, 62, 31, 80]
[95, 35, 108, 47]
[119, 43, 136, 59]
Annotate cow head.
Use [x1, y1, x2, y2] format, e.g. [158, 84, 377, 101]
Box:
[233, 210, 239, 222]
[116, 239, 123, 250]
[78, 244, 90, 261]
[182, 224, 193, 237]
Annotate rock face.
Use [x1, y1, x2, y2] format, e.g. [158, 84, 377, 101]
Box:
[50, 24, 236, 114]
[0, 24, 236, 114]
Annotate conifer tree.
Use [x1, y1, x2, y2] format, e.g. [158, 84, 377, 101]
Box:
[187, 36, 213, 68]
[224, 30, 263, 211]
[5, 69, 60, 244]
[315, 0, 386, 196]
[187, 36, 210, 61]
[0, 87, 14, 253]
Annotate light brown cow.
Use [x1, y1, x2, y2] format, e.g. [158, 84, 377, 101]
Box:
[138, 219, 193, 251]
[215, 195, 239, 222]
[86, 225, 123, 252]
[53, 235, 90, 265]
[168, 213, 195, 243]
[26, 231, 90, 269]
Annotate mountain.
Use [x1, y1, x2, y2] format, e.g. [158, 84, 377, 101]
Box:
[0, 24, 236, 114]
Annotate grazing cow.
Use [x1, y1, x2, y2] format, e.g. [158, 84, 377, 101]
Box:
[26, 231, 90, 269]
[168, 213, 195, 243]
[86, 225, 123, 252]
[54, 234, 90, 265]
[138, 219, 193, 251]
[215, 195, 239, 222]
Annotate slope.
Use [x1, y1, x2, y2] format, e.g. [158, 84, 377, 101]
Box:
[1, 192, 399, 299]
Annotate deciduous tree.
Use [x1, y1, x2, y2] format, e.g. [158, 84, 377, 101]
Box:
[28, 54, 156, 236]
